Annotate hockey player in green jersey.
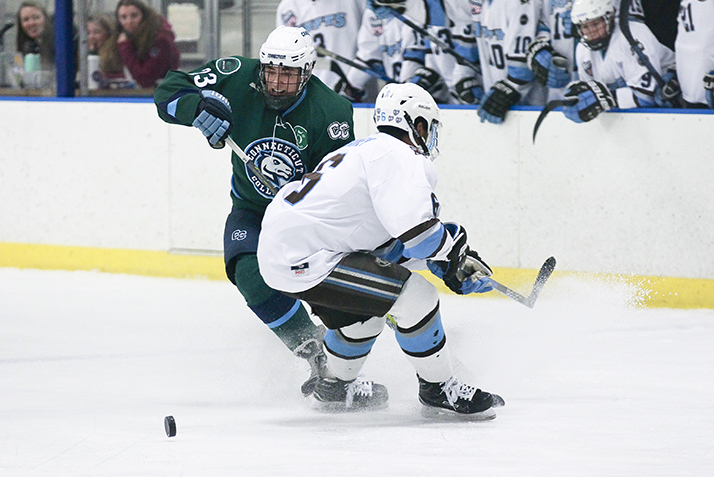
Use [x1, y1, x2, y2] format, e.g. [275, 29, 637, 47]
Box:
[154, 25, 355, 396]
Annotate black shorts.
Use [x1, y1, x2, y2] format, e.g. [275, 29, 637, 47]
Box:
[288, 252, 411, 329]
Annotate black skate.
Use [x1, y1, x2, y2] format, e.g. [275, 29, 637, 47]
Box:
[418, 375, 504, 420]
[313, 376, 389, 412]
[293, 337, 328, 397]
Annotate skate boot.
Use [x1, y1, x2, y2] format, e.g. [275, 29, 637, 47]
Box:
[313, 376, 389, 412]
[294, 337, 328, 397]
[418, 375, 504, 419]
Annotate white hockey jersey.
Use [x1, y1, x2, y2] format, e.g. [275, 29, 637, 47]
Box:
[257, 133, 448, 293]
[276, 0, 367, 90]
[347, 3, 423, 89]
[675, 0, 714, 105]
[348, 0, 478, 94]
[470, 0, 545, 104]
[506, 0, 576, 100]
[576, 20, 675, 107]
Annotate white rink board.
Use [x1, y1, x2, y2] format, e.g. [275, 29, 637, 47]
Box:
[0, 98, 712, 279]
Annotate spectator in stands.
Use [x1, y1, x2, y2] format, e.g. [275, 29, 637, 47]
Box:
[86, 13, 135, 89]
[87, 14, 113, 54]
[15, 1, 54, 69]
[113, 0, 180, 88]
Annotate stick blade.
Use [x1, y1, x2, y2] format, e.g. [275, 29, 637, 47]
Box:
[532, 99, 577, 144]
[525, 257, 557, 308]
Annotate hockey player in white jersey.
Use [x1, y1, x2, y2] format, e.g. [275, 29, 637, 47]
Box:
[345, 0, 480, 104]
[519, 0, 576, 102]
[472, 0, 549, 124]
[559, 0, 677, 123]
[257, 83, 503, 416]
[277, 0, 367, 93]
[675, 0, 714, 108]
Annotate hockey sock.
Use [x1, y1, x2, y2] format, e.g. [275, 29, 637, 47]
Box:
[323, 316, 386, 381]
[234, 253, 320, 352]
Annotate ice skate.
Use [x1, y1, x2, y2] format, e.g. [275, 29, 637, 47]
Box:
[313, 376, 389, 412]
[294, 337, 328, 397]
[418, 375, 504, 420]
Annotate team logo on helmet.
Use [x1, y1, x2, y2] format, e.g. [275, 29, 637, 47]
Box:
[245, 138, 305, 197]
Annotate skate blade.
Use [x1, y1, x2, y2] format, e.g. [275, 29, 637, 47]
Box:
[311, 397, 389, 413]
[420, 404, 497, 421]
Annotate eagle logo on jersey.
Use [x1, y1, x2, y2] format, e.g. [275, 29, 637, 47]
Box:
[245, 138, 305, 198]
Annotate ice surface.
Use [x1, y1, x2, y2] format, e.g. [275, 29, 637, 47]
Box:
[2, 268, 713, 476]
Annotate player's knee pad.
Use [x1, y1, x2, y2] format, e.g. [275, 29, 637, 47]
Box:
[234, 253, 301, 328]
[387, 273, 439, 329]
[387, 274, 445, 357]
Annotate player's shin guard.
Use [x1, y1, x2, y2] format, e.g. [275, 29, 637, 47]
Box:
[233, 254, 320, 351]
[323, 316, 386, 381]
[388, 274, 454, 383]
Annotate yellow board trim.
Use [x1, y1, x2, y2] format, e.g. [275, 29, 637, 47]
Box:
[1, 242, 712, 309]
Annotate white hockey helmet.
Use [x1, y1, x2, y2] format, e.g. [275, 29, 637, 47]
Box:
[374, 83, 442, 160]
[571, 0, 616, 51]
[258, 26, 317, 109]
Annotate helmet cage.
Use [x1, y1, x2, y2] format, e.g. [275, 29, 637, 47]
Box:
[258, 26, 316, 110]
[574, 12, 614, 50]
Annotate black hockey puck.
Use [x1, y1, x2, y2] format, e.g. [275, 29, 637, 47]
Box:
[164, 415, 176, 437]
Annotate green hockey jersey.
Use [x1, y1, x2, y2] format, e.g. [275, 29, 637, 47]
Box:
[154, 57, 355, 212]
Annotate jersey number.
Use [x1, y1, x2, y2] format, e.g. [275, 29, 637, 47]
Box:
[284, 154, 344, 204]
[191, 68, 217, 88]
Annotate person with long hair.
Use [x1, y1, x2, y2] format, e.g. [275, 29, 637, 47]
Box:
[113, 0, 179, 88]
[15, 1, 55, 69]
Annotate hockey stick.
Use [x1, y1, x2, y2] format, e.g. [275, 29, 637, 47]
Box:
[489, 257, 556, 308]
[460, 255, 556, 308]
[532, 98, 577, 144]
[315, 45, 392, 82]
[618, 0, 664, 88]
[386, 8, 480, 74]
[618, 1, 683, 108]
[225, 137, 279, 196]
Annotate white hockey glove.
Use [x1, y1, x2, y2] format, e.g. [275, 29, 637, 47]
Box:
[193, 90, 233, 149]
[562, 80, 617, 123]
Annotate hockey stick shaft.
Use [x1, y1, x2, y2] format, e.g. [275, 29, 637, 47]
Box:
[315, 45, 392, 82]
[225, 137, 279, 196]
[489, 257, 556, 308]
[387, 9, 480, 74]
[618, 0, 664, 87]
